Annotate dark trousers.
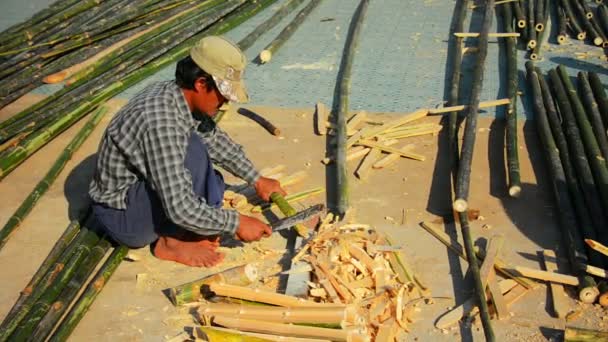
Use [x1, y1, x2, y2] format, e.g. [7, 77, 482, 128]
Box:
[92, 133, 225, 248]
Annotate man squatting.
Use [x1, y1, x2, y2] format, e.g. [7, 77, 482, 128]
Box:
[89, 36, 286, 267]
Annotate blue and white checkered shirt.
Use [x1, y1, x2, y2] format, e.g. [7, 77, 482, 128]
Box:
[89, 81, 260, 235]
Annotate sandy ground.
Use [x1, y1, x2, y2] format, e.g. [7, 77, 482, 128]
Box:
[0, 96, 606, 341]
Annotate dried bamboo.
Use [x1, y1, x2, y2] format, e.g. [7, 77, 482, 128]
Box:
[259, 0, 323, 63]
[453, 32, 519, 37]
[207, 283, 331, 307]
[198, 303, 355, 324]
[565, 326, 608, 341]
[0, 106, 106, 250]
[237, 108, 281, 136]
[542, 250, 568, 318]
[333, 0, 370, 216]
[196, 326, 330, 342]
[48, 245, 128, 342]
[169, 264, 258, 306]
[586, 238, 608, 256]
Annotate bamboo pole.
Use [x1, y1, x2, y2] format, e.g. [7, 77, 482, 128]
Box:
[237, 108, 281, 136]
[259, 0, 323, 63]
[586, 72, 608, 131]
[453, 32, 520, 37]
[332, 0, 370, 216]
[560, 0, 586, 40]
[207, 283, 333, 307]
[0, 106, 106, 250]
[169, 264, 258, 306]
[557, 5, 569, 44]
[513, 266, 578, 285]
[578, 72, 608, 161]
[347, 109, 428, 147]
[586, 239, 608, 256]
[526, 0, 537, 49]
[48, 245, 128, 342]
[198, 303, 355, 324]
[534, 0, 546, 31]
[355, 140, 425, 161]
[512, 1, 526, 28]
[196, 326, 331, 342]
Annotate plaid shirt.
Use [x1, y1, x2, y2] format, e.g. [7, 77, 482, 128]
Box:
[89, 81, 260, 235]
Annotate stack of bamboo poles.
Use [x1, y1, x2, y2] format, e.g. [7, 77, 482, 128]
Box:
[0, 0, 279, 181]
[0, 218, 128, 342]
[175, 216, 427, 341]
[525, 62, 608, 306]
[553, 1, 608, 49]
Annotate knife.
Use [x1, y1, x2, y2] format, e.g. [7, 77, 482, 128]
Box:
[270, 204, 325, 232]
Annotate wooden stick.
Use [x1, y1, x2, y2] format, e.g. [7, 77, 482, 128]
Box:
[486, 274, 509, 320]
[513, 266, 578, 286]
[372, 144, 415, 169]
[356, 140, 425, 161]
[453, 32, 520, 37]
[585, 238, 608, 257]
[207, 283, 333, 307]
[542, 250, 568, 318]
[212, 316, 366, 341]
[564, 326, 608, 341]
[478, 235, 505, 283]
[346, 111, 367, 134]
[379, 126, 442, 140]
[428, 98, 510, 114]
[237, 108, 281, 136]
[354, 146, 381, 180]
[346, 109, 428, 148]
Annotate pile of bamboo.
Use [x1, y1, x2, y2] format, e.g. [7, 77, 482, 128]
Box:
[186, 215, 427, 341]
[554, 1, 608, 49]
[525, 62, 608, 306]
[0, 0, 279, 181]
[0, 219, 128, 342]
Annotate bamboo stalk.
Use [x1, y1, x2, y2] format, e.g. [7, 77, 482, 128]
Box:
[347, 109, 428, 147]
[578, 72, 608, 161]
[526, 0, 537, 49]
[238, 0, 306, 51]
[512, 1, 526, 28]
[170, 264, 258, 306]
[208, 283, 331, 307]
[48, 245, 128, 342]
[560, 0, 586, 40]
[0, 106, 106, 250]
[534, 0, 546, 31]
[333, 0, 370, 216]
[196, 326, 330, 342]
[557, 5, 569, 44]
[565, 326, 608, 341]
[237, 108, 281, 136]
[573, 0, 604, 45]
[588, 72, 608, 132]
[259, 0, 323, 63]
[198, 303, 354, 324]
[453, 32, 520, 37]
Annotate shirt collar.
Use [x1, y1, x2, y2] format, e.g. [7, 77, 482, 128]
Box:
[172, 81, 198, 129]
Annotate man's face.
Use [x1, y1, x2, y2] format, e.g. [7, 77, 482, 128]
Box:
[193, 78, 228, 117]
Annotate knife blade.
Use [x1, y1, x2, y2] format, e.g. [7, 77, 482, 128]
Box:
[270, 204, 324, 232]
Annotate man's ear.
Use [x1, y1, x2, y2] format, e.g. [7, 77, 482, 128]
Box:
[193, 78, 207, 93]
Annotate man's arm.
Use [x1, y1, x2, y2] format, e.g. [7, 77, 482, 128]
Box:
[143, 123, 239, 235]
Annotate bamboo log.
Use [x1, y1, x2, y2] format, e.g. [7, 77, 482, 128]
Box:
[48, 245, 128, 342]
[453, 0, 495, 215]
[208, 283, 329, 307]
[598, 6, 608, 46]
[237, 108, 281, 136]
[0, 106, 106, 250]
[502, 4, 521, 197]
[453, 32, 520, 37]
[347, 109, 428, 147]
[564, 326, 608, 341]
[578, 72, 608, 161]
[259, 0, 322, 63]
[585, 239, 608, 256]
[537, 66, 606, 266]
[169, 264, 258, 306]
[560, 0, 586, 40]
[573, 0, 604, 46]
[526, 0, 537, 49]
[198, 303, 355, 324]
[530, 0, 549, 60]
[333, 0, 369, 216]
[587, 72, 608, 131]
[512, 1, 526, 28]
[534, 0, 546, 31]
[212, 316, 366, 341]
[372, 144, 414, 169]
[557, 5, 569, 44]
[542, 250, 569, 318]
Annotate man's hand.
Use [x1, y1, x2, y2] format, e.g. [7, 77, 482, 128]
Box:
[254, 176, 286, 202]
[236, 214, 272, 242]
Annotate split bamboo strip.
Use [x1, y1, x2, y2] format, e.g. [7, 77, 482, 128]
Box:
[48, 245, 129, 342]
[542, 250, 568, 318]
[453, 32, 519, 37]
[534, 0, 546, 31]
[347, 109, 428, 147]
[0, 106, 106, 250]
[379, 126, 442, 140]
[429, 98, 510, 115]
[564, 326, 608, 341]
[513, 266, 578, 286]
[354, 146, 380, 180]
[453, 0, 495, 215]
[196, 326, 331, 342]
[586, 239, 608, 257]
[356, 140, 425, 161]
[170, 264, 258, 306]
[198, 303, 354, 324]
[207, 283, 333, 307]
[259, 0, 323, 63]
[333, 0, 370, 216]
[212, 316, 364, 341]
[238, 0, 306, 51]
[315, 102, 328, 136]
[372, 144, 414, 169]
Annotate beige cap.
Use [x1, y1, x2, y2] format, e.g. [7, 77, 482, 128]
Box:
[190, 36, 249, 103]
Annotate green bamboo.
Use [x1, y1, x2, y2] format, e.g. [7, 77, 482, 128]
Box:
[333, 0, 369, 216]
[196, 327, 273, 342]
[599, 5, 608, 42]
[538, 67, 607, 266]
[565, 326, 608, 341]
[578, 72, 608, 161]
[503, 3, 521, 197]
[0, 220, 80, 327]
[48, 245, 128, 342]
[30, 238, 112, 341]
[0, 227, 98, 342]
[8, 229, 101, 340]
[530, 0, 549, 60]
[557, 4, 569, 44]
[579, 0, 594, 19]
[258, 0, 323, 63]
[269, 192, 309, 237]
[570, 0, 602, 45]
[534, 0, 546, 31]
[0, 107, 106, 250]
[527, 0, 537, 49]
[557, 65, 608, 213]
[561, 0, 586, 40]
[238, 0, 306, 51]
[588, 71, 608, 129]
[512, 0, 526, 28]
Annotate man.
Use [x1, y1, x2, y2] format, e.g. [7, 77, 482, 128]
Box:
[89, 36, 286, 267]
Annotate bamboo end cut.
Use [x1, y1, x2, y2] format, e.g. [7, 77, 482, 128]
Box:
[579, 287, 600, 304]
[517, 21, 526, 29]
[594, 37, 604, 46]
[557, 35, 567, 45]
[259, 50, 272, 64]
[534, 24, 544, 32]
[453, 199, 468, 213]
[577, 33, 586, 41]
[527, 40, 537, 49]
[508, 185, 521, 198]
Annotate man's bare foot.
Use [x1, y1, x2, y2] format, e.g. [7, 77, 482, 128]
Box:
[153, 236, 224, 267]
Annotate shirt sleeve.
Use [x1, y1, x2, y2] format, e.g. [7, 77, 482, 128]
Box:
[197, 126, 261, 184]
[142, 123, 239, 235]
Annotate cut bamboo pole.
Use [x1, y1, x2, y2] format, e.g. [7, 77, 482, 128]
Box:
[198, 303, 355, 324]
[526, 0, 537, 49]
[347, 109, 428, 147]
[599, 281, 608, 307]
[453, 32, 520, 37]
[564, 326, 608, 341]
[0, 106, 106, 251]
[542, 250, 569, 318]
[208, 283, 332, 307]
[212, 316, 366, 341]
[372, 144, 414, 169]
[512, 1, 526, 28]
[259, 0, 322, 63]
[578, 72, 608, 161]
[557, 5, 568, 44]
[169, 264, 258, 306]
[333, 0, 369, 216]
[196, 326, 331, 342]
[588, 72, 608, 130]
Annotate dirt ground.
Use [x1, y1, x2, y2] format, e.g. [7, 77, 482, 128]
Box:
[0, 95, 606, 341]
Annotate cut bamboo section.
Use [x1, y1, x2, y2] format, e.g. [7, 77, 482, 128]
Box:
[212, 316, 367, 341]
[542, 250, 568, 318]
[453, 32, 520, 37]
[347, 109, 428, 147]
[251, 188, 325, 213]
[208, 283, 335, 307]
[198, 303, 356, 324]
[379, 126, 442, 140]
[169, 264, 258, 306]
